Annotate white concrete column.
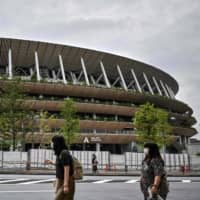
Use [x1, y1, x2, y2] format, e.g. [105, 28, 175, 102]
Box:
[80, 57, 90, 86]
[188, 137, 191, 145]
[58, 54, 67, 84]
[160, 80, 169, 97]
[131, 69, 142, 93]
[30, 68, 34, 77]
[96, 143, 101, 152]
[179, 136, 182, 145]
[165, 84, 173, 98]
[100, 61, 111, 88]
[112, 77, 120, 87]
[184, 136, 187, 145]
[8, 48, 13, 79]
[34, 51, 41, 81]
[90, 75, 96, 85]
[152, 76, 162, 95]
[52, 70, 56, 81]
[70, 72, 77, 84]
[143, 72, 154, 95]
[127, 80, 135, 89]
[96, 74, 103, 84]
[117, 65, 127, 91]
[165, 84, 175, 99]
[93, 113, 96, 120]
[77, 71, 83, 81]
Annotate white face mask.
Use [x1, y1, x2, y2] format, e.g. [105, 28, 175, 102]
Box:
[144, 148, 149, 155]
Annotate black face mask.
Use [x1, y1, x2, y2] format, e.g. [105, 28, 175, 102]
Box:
[52, 144, 59, 155]
[52, 135, 67, 156]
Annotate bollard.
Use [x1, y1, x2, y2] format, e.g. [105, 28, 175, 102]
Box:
[180, 165, 185, 175]
[125, 165, 128, 172]
[113, 164, 117, 172]
[26, 161, 30, 171]
[185, 165, 190, 173]
[104, 164, 109, 172]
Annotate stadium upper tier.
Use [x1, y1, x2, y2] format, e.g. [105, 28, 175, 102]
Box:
[0, 38, 178, 98]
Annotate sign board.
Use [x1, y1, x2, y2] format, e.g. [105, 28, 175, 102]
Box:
[83, 137, 89, 143]
[90, 136, 102, 143]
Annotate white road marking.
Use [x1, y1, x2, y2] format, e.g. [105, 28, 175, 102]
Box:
[182, 180, 191, 183]
[18, 178, 56, 185]
[125, 179, 139, 183]
[0, 190, 54, 193]
[0, 179, 28, 184]
[93, 179, 112, 184]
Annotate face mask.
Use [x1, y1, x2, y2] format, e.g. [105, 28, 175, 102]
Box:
[144, 148, 149, 155]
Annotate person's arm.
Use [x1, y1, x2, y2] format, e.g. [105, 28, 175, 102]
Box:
[44, 159, 55, 165]
[151, 158, 164, 194]
[151, 175, 161, 194]
[63, 165, 70, 193]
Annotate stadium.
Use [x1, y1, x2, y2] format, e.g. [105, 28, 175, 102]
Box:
[0, 38, 197, 153]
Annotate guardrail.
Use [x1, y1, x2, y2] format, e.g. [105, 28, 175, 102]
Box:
[0, 150, 193, 172]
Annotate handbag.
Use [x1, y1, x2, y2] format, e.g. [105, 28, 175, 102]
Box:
[148, 187, 164, 200]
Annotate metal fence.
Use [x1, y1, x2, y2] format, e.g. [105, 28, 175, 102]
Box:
[125, 152, 190, 171]
[0, 149, 194, 171]
[0, 150, 27, 169]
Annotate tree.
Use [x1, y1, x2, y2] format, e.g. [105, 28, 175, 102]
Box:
[0, 80, 28, 150]
[38, 111, 55, 148]
[133, 102, 172, 147]
[59, 99, 80, 149]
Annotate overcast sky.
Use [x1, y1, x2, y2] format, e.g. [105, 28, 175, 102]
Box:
[0, 0, 200, 138]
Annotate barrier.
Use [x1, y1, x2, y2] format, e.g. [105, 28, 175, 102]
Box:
[0, 150, 193, 172]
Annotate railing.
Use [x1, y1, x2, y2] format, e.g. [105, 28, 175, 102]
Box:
[0, 149, 194, 172]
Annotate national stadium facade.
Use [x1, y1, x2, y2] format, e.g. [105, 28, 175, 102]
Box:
[0, 38, 197, 153]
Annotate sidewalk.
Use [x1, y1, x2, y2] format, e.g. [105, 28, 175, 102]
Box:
[1, 168, 200, 177]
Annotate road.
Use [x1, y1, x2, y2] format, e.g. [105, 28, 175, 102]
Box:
[0, 174, 199, 200]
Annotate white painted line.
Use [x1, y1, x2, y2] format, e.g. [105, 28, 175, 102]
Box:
[0, 190, 54, 193]
[0, 179, 28, 184]
[125, 180, 139, 183]
[93, 179, 112, 184]
[18, 178, 56, 185]
[182, 180, 191, 183]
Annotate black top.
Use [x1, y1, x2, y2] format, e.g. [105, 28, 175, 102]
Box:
[56, 150, 74, 179]
[141, 158, 168, 198]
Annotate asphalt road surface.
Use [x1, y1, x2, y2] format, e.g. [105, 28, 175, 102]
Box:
[0, 175, 199, 200]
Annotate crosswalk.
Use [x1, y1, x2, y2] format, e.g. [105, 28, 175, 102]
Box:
[0, 178, 199, 185]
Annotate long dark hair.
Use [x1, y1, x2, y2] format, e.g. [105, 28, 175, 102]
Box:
[52, 135, 68, 156]
[143, 143, 164, 165]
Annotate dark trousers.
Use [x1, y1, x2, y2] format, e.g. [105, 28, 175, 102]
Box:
[55, 177, 75, 200]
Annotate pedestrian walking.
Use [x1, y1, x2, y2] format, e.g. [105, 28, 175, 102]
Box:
[92, 154, 98, 174]
[140, 143, 169, 200]
[45, 135, 75, 200]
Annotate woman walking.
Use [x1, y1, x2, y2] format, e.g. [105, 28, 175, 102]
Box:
[140, 143, 169, 200]
[45, 135, 75, 200]
[92, 154, 98, 174]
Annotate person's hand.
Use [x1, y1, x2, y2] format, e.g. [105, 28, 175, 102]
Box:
[44, 159, 53, 165]
[151, 185, 158, 194]
[63, 185, 69, 193]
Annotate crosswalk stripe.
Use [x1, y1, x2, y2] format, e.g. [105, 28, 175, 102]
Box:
[93, 179, 113, 184]
[0, 179, 28, 184]
[0, 178, 199, 184]
[182, 180, 191, 183]
[125, 180, 139, 183]
[18, 178, 56, 185]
